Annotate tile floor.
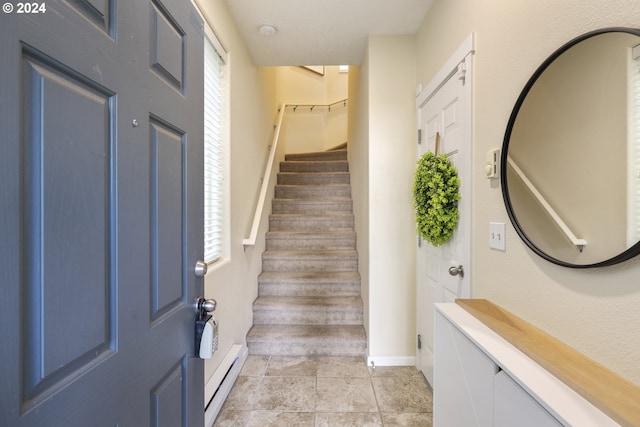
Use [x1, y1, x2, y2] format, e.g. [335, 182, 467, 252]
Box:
[213, 356, 433, 427]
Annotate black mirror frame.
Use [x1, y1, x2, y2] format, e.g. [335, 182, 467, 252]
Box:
[501, 27, 640, 268]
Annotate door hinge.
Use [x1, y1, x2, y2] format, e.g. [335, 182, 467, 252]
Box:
[417, 128, 422, 145]
[417, 334, 422, 350]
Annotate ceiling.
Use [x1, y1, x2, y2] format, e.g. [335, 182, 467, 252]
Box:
[222, 0, 434, 66]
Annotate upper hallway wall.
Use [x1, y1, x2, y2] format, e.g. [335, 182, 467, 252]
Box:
[273, 66, 349, 152]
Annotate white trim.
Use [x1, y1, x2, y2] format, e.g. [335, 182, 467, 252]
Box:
[204, 344, 248, 427]
[191, 0, 228, 62]
[204, 24, 228, 64]
[416, 33, 475, 109]
[367, 356, 416, 367]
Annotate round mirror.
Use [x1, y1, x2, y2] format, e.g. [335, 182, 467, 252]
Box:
[501, 28, 640, 268]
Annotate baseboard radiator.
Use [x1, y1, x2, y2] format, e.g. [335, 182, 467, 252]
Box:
[204, 344, 248, 426]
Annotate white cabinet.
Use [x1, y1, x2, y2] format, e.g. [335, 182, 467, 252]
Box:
[434, 303, 619, 427]
[434, 310, 498, 426]
[494, 370, 561, 427]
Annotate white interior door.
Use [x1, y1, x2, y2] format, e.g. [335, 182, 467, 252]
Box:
[416, 39, 473, 386]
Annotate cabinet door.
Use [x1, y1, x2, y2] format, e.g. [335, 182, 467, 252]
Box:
[434, 311, 499, 426]
[494, 371, 562, 427]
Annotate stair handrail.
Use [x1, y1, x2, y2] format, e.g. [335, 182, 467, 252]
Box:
[507, 156, 587, 252]
[243, 104, 287, 249]
[284, 98, 348, 113]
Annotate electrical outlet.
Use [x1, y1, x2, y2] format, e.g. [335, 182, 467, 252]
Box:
[489, 222, 506, 251]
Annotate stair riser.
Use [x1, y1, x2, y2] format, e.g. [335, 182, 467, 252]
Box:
[275, 186, 351, 199]
[262, 258, 358, 272]
[280, 161, 349, 173]
[253, 308, 363, 325]
[277, 173, 350, 185]
[269, 218, 354, 232]
[266, 237, 355, 251]
[246, 324, 367, 357]
[272, 201, 352, 214]
[258, 282, 360, 297]
[247, 341, 366, 357]
[285, 151, 347, 162]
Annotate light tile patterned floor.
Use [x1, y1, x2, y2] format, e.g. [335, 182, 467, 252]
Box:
[213, 356, 433, 427]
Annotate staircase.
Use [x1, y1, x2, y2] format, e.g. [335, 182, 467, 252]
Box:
[246, 147, 367, 356]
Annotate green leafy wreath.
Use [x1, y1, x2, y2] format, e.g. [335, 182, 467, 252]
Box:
[413, 152, 461, 246]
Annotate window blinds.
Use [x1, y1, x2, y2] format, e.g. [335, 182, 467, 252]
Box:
[203, 36, 225, 263]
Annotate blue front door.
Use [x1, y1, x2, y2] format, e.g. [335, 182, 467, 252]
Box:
[0, 1, 204, 425]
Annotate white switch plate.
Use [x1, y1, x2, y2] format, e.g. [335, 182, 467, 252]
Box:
[489, 222, 506, 251]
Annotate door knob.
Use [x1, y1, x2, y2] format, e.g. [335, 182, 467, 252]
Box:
[448, 265, 464, 278]
[196, 297, 217, 313]
[194, 260, 208, 278]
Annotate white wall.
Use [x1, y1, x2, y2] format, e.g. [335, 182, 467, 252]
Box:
[194, 0, 278, 402]
[350, 36, 418, 363]
[416, 0, 640, 386]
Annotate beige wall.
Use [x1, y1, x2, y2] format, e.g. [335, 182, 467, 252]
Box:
[348, 64, 371, 343]
[274, 66, 348, 105]
[416, 0, 640, 385]
[275, 66, 348, 153]
[194, 0, 278, 400]
[350, 36, 418, 362]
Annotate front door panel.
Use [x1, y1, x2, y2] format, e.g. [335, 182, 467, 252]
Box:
[20, 47, 116, 413]
[0, 1, 204, 425]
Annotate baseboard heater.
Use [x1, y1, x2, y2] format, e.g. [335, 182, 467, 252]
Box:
[204, 344, 248, 427]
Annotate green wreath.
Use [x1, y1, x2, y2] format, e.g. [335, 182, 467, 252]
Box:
[413, 152, 461, 246]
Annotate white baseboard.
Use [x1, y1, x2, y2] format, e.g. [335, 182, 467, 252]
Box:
[366, 355, 416, 367]
[204, 344, 248, 427]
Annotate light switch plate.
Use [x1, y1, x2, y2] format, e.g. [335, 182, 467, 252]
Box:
[489, 222, 506, 251]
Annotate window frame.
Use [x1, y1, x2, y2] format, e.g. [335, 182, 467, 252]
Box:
[202, 21, 230, 268]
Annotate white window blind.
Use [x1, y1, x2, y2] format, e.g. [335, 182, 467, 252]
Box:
[203, 34, 226, 264]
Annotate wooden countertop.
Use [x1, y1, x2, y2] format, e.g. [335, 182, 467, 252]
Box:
[456, 299, 640, 427]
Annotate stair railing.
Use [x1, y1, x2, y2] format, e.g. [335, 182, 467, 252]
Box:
[507, 156, 587, 252]
[284, 98, 348, 113]
[242, 99, 349, 249]
[243, 104, 286, 249]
